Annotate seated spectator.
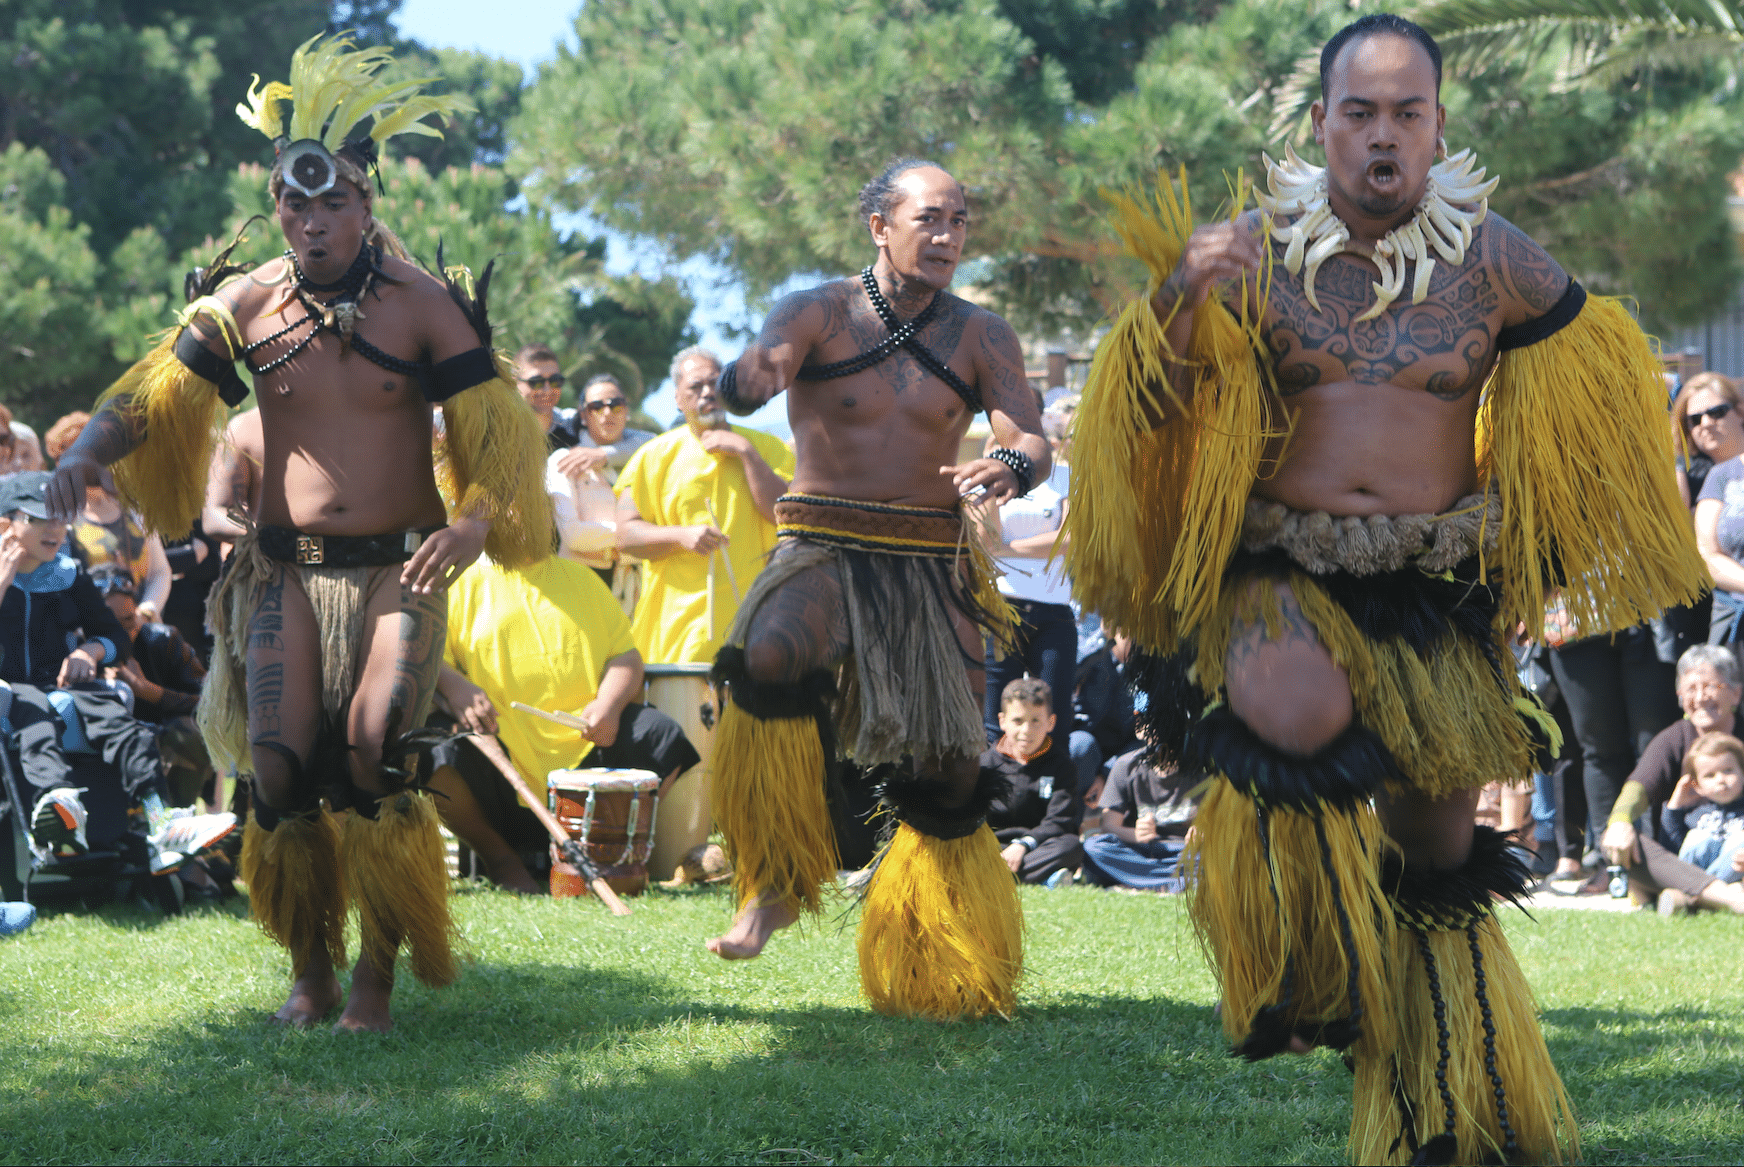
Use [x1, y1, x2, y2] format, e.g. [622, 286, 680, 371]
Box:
[46, 409, 172, 621]
[431, 554, 700, 893]
[1082, 744, 1202, 893]
[0, 473, 226, 871]
[91, 568, 211, 807]
[982, 677, 1083, 886]
[0, 404, 43, 476]
[1073, 628, 1141, 802]
[1602, 644, 1744, 914]
[1661, 732, 1744, 896]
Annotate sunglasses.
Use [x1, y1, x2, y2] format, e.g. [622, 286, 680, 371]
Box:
[1687, 402, 1735, 427]
[522, 374, 566, 390]
[585, 397, 628, 413]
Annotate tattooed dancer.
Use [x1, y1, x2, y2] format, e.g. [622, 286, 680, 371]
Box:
[705, 158, 1050, 1019]
[47, 35, 551, 1032]
[1069, 15, 1702, 1163]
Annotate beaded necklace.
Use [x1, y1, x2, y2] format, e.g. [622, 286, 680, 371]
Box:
[796, 267, 980, 412]
[242, 243, 422, 386]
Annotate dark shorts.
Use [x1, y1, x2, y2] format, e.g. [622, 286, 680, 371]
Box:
[432, 702, 700, 852]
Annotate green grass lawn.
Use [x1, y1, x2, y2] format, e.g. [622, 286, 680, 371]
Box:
[2, 884, 1740, 1165]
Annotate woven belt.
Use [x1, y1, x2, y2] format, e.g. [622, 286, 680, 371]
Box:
[773, 492, 964, 558]
[258, 525, 445, 568]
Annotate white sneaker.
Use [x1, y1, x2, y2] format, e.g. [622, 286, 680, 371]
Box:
[148, 811, 237, 875]
[29, 789, 89, 864]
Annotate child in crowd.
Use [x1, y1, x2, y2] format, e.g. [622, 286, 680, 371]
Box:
[981, 677, 1083, 885]
[1081, 741, 1203, 893]
[1663, 731, 1744, 886]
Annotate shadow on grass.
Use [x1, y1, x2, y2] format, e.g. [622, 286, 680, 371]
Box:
[0, 960, 1349, 1166]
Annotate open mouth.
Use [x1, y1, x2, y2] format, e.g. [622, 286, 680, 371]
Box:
[1367, 159, 1400, 185]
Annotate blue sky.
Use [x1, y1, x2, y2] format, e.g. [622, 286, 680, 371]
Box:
[394, 0, 792, 432]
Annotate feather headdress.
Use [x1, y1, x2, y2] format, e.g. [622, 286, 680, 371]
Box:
[235, 33, 472, 194]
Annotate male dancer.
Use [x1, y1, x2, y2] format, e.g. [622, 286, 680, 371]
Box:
[48, 35, 551, 1032]
[1070, 15, 1702, 1162]
[703, 158, 1049, 1020]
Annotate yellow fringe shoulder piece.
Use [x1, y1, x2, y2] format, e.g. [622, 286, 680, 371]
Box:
[96, 326, 234, 541]
[1477, 293, 1705, 635]
[436, 353, 555, 568]
[857, 822, 1023, 1020]
[1066, 174, 1284, 651]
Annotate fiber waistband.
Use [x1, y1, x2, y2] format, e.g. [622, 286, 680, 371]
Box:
[1240, 492, 1497, 576]
[774, 492, 964, 558]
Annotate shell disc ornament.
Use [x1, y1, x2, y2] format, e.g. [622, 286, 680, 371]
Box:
[277, 138, 339, 198]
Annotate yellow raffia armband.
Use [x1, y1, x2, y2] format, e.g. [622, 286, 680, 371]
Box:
[1476, 294, 1705, 635]
[96, 306, 242, 540]
[436, 351, 555, 567]
[1066, 173, 1285, 650]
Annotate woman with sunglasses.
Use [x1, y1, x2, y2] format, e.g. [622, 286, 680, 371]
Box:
[547, 374, 658, 611]
[1690, 374, 1744, 646]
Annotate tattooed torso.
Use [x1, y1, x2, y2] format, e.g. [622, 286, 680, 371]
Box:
[749, 276, 1041, 508]
[186, 252, 476, 536]
[1248, 206, 1568, 516]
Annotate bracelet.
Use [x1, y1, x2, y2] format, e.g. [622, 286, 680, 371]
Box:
[1019, 835, 1038, 852]
[988, 447, 1035, 497]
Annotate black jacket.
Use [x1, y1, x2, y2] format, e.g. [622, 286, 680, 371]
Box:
[0, 555, 130, 687]
[982, 739, 1082, 844]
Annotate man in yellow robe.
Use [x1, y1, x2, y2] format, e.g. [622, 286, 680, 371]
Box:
[616, 346, 794, 664]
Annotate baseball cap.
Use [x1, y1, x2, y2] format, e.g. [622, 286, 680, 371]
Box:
[0, 471, 53, 520]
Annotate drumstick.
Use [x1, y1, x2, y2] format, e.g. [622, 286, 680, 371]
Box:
[707, 548, 717, 642]
[511, 701, 593, 732]
[464, 733, 633, 917]
[705, 501, 741, 602]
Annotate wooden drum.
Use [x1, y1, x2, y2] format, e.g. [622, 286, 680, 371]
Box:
[642, 662, 716, 881]
[547, 768, 659, 898]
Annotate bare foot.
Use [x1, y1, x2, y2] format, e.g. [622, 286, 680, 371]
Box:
[334, 952, 395, 1033]
[705, 895, 797, 960]
[484, 851, 542, 895]
[272, 967, 342, 1027]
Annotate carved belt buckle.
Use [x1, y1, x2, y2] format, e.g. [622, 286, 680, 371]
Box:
[295, 534, 324, 565]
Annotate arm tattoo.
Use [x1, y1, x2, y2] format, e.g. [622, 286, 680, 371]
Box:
[1489, 217, 1568, 318]
[69, 403, 145, 464]
[979, 316, 1041, 432]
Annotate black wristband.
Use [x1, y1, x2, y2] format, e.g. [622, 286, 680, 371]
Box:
[717, 360, 755, 416]
[989, 447, 1035, 497]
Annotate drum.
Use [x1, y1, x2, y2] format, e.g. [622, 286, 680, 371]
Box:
[547, 768, 660, 898]
[643, 662, 716, 881]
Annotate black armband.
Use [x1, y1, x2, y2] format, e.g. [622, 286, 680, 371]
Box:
[173, 328, 250, 407]
[717, 361, 756, 416]
[988, 446, 1035, 497]
[422, 347, 498, 404]
[1496, 279, 1586, 352]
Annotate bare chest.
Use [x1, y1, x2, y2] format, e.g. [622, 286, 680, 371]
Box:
[797, 294, 979, 433]
[1263, 247, 1506, 402]
[238, 284, 428, 411]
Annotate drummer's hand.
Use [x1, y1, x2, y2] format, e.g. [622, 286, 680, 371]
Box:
[578, 698, 618, 747]
[450, 678, 498, 736]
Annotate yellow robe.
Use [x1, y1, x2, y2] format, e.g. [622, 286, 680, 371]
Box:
[618, 424, 794, 663]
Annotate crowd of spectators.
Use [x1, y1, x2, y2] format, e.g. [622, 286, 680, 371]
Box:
[14, 352, 1744, 938]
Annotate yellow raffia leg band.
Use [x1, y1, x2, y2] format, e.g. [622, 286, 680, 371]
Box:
[341, 791, 460, 988]
[711, 698, 838, 917]
[238, 809, 347, 978]
[1186, 780, 1396, 1060]
[857, 821, 1023, 1021]
[1352, 830, 1577, 1165]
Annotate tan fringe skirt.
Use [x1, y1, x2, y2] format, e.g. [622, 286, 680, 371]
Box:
[197, 526, 388, 778]
[728, 493, 1015, 767]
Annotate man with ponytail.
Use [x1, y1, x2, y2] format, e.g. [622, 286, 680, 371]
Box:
[703, 158, 1050, 1020]
[1069, 13, 1704, 1164]
[47, 34, 551, 1033]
